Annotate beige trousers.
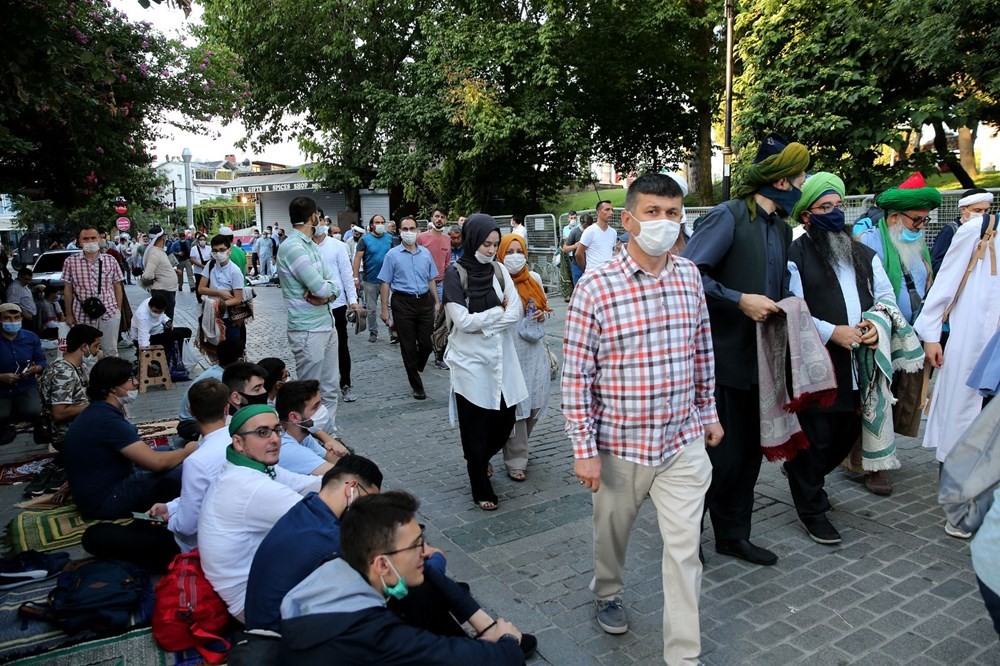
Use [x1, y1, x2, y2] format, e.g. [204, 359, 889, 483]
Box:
[591, 439, 712, 665]
[502, 409, 539, 471]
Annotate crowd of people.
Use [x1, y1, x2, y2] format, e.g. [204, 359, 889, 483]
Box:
[2, 139, 998, 664]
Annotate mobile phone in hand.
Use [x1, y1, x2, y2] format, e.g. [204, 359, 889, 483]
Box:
[132, 512, 166, 523]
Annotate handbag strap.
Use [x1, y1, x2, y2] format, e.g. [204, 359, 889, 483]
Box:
[96, 256, 103, 296]
[943, 214, 997, 323]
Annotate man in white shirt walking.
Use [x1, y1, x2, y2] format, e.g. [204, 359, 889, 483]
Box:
[312, 222, 362, 402]
[576, 200, 618, 272]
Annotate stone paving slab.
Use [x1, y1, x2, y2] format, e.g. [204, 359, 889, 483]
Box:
[0, 283, 995, 665]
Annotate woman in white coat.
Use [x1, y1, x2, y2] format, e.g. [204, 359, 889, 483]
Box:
[442, 215, 527, 511]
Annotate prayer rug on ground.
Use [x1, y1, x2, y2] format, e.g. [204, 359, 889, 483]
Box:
[1, 627, 203, 666]
[3, 506, 131, 556]
[0, 456, 57, 486]
[136, 419, 179, 449]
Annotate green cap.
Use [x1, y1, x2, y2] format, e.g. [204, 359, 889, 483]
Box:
[229, 404, 278, 436]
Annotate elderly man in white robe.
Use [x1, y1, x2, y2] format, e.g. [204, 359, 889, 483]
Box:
[914, 212, 1000, 539]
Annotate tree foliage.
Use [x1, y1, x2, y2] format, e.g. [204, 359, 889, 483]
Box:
[732, 0, 1000, 192]
[200, 0, 723, 213]
[1, 0, 247, 212]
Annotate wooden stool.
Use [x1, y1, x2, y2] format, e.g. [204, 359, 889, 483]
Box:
[137, 345, 173, 394]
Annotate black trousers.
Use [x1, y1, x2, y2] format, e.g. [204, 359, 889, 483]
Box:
[81, 521, 180, 574]
[331, 305, 352, 389]
[150, 289, 176, 320]
[786, 408, 862, 520]
[706, 384, 764, 541]
[456, 393, 515, 504]
[390, 292, 434, 392]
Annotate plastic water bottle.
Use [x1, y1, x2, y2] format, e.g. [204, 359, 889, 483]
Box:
[525, 299, 537, 318]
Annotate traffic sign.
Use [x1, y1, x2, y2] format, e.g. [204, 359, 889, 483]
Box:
[116, 217, 131, 231]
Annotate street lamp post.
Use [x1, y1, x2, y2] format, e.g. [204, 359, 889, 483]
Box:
[722, 0, 735, 202]
[182, 148, 194, 229]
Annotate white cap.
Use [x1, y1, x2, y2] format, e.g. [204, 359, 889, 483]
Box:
[219, 226, 234, 236]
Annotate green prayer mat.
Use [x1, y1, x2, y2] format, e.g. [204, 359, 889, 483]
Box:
[4, 505, 131, 556]
[4, 628, 171, 666]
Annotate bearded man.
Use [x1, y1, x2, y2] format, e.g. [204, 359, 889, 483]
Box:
[931, 188, 993, 275]
[785, 173, 894, 545]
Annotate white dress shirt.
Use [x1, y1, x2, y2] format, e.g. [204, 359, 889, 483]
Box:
[165, 426, 231, 552]
[130, 297, 170, 347]
[315, 236, 358, 309]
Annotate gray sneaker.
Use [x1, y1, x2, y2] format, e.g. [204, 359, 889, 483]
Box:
[433, 358, 449, 370]
[595, 597, 628, 634]
[369, 332, 378, 343]
[341, 387, 357, 403]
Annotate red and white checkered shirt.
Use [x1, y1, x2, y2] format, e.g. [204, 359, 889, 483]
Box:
[63, 253, 124, 322]
[562, 249, 718, 466]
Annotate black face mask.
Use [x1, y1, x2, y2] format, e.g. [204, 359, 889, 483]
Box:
[239, 391, 270, 406]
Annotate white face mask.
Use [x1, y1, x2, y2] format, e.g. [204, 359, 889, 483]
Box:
[198, 240, 207, 248]
[400, 231, 418, 246]
[304, 404, 330, 433]
[118, 388, 138, 405]
[315, 225, 329, 237]
[213, 251, 230, 265]
[631, 216, 681, 257]
[82, 242, 100, 255]
[374, 224, 386, 236]
[475, 251, 494, 264]
[503, 254, 527, 273]
[438, 225, 450, 235]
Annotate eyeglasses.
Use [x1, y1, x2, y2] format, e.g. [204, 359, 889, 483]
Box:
[235, 425, 286, 439]
[382, 526, 426, 556]
[809, 203, 846, 214]
[899, 212, 932, 228]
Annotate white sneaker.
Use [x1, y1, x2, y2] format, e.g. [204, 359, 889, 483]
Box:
[944, 522, 973, 539]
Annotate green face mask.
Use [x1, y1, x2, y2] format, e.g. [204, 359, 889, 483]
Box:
[379, 557, 409, 600]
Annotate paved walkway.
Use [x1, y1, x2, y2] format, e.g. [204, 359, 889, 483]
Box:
[1, 283, 996, 665]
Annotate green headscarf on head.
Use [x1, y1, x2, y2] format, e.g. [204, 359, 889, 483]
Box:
[732, 142, 811, 218]
[790, 172, 846, 223]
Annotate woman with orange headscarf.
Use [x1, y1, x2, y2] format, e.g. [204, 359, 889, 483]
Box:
[498, 233, 552, 482]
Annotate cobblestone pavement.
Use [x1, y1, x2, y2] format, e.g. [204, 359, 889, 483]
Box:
[2, 283, 996, 665]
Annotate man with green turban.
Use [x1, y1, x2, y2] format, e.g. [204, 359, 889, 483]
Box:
[785, 172, 894, 545]
[682, 133, 809, 567]
[858, 172, 940, 325]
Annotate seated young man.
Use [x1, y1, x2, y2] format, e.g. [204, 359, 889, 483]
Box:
[64, 357, 197, 519]
[197, 405, 320, 622]
[130, 292, 192, 366]
[38, 324, 101, 452]
[0, 303, 46, 445]
[175, 337, 242, 442]
[83, 378, 233, 574]
[274, 380, 349, 476]
[256, 357, 287, 407]
[223, 361, 269, 410]
[148, 378, 232, 551]
[278, 492, 528, 665]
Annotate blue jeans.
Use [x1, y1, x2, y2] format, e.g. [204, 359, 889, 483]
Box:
[90, 464, 183, 520]
[571, 261, 584, 286]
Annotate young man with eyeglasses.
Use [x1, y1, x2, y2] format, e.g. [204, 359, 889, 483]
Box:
[197, 405, 320, 622]
[277, 492, 528, 665]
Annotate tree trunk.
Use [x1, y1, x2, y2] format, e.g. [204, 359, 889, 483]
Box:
[932, 120, 976, 189]
[958, 125, 978, 178]
[692, 15, 715, 205]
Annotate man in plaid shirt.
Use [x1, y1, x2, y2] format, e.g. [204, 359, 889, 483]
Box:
[63, 226, 125, 357]
[563, 173, 722, 665]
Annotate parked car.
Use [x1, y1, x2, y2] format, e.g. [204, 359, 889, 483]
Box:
[30, 249, 81, 288]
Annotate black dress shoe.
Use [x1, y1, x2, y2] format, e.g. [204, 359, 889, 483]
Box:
[413, 390, 426, 400]
[800, 516, 842, 545]
[519, 632, 537, 658]
[715, 539, 778, 566]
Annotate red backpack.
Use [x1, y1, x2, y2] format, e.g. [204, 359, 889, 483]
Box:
[152, 549, 231, 664]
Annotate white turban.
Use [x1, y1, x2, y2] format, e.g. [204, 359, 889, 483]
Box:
[664, 172, 690, 197]
[219, 225, 234, 236]
[958, 191, 994, 208]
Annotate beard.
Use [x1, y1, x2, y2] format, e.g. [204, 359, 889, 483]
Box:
[888, 224, 925, 270]
[808, 226, 855, 268]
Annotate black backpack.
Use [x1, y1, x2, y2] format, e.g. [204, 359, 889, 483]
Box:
[19, 560, 153, 635]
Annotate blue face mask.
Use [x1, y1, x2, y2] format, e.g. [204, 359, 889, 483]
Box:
[2, 322, 21, 335]
[379, 558, 409, 600]
[901, 227, 924, 243]
[807, 208, 846, 232]
[758, 184, 803, 217]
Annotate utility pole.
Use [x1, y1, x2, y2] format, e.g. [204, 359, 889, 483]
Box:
[722, 0, 735, 202]
[182, 148, 194, 229]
